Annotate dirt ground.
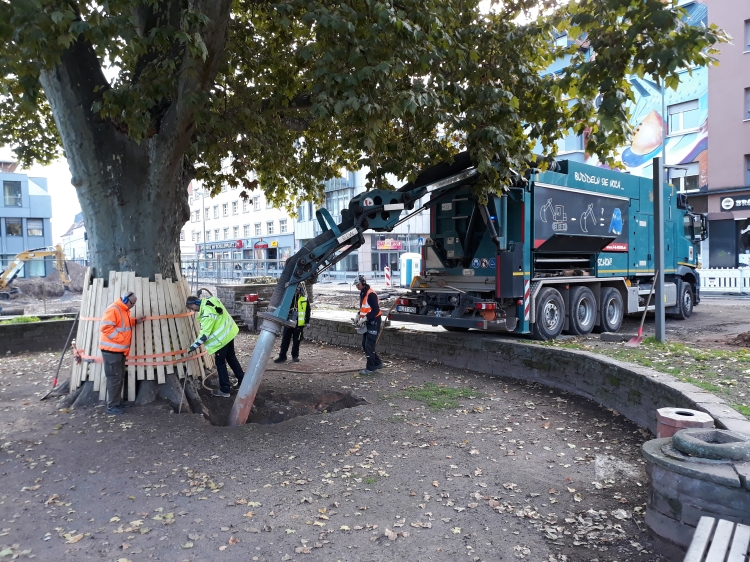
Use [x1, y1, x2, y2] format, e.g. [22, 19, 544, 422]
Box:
[2, 332, 660, 562]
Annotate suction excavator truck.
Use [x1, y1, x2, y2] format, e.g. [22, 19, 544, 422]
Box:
[389, 158, 707, 340]
[227, 152, 707, 426]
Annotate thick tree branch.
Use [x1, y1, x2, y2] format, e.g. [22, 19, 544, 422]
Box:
[156, 0, 232, 165]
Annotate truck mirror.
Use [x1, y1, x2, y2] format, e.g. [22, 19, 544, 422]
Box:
[676, 193, 689, 210]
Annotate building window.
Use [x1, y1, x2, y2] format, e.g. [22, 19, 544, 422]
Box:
[298, 205, 306, 222]
[213, 206, 219, 219]
[191, 231, 196, 242]
[3, 181, 22, 207]
[555, 132, 584, 154]
[232, 201, 238, 215]
[673, 162, 700, 193]
[5, 218, 21, 236]
[668, 99, 699, 134]
[254, 197, 260, 211]
[233, 226, 239, 238]
[214, 229, 219, 240]
[745, 88, 750, 120]
[254, 223, 261, 236]
[223, 227, 229, 240]
[205, 230, 211, 241]
[195, 231, 201, 242]
[746, 19, 750, 51]
[746, 155, 750, 186]
[243, 199, 249, 213]
[266, 199, 273, 209]
[27, 218, 43, 237]
[267, 221, 274, 235]
[243, 224, 250, 237]
[180, 229, 185, 241]
[221, 184, 227, 193]
[205, 207, 210, 220]
[279, 219, 287, 233]
[222, 203, 228, 217]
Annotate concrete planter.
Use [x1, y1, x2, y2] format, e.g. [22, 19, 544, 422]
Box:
[0, 318, 78, 355]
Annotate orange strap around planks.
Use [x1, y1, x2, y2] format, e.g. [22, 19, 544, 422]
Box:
[72, 344, 207, 367]
[79, 311, 195, 322]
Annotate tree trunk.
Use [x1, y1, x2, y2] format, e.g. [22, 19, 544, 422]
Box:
[39, 41, 191, 279]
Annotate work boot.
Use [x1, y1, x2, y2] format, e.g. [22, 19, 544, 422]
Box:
[273, 357, 287, 364]
[372, 363, 384, 371]
[358, 369, 374, 375]
[106, 406, 125, 415]
[211, 389, 230, 398]
[119, 402, 133, 408]
[292, 357, 300, 363]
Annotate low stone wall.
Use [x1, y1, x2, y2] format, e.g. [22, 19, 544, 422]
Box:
[235, 301, 270, 331]
[216, 284, 275, 314]
[305, 316, 750, 435]
[0, 318, 77, 355]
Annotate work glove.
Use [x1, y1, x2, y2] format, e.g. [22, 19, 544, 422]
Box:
[186, 345, 198, 354]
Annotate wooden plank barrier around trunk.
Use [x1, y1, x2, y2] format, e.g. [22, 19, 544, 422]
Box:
[69, 267, 214, 403]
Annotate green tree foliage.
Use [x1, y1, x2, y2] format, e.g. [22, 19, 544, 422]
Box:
[0, 0, 727, 210]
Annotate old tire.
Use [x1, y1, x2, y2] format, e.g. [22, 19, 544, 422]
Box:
[443, 326, 470, 332]
[673, 281, 694, 320]
[595, 287, 624, 333]
[532, 288, 565, 341]
[568, 286, 597, 336]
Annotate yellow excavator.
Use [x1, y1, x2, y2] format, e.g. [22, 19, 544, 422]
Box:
[0, 245, 71, 300]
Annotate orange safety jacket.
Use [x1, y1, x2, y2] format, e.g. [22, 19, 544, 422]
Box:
[359, 287, 381, 319]
[99, 299, 135, 355]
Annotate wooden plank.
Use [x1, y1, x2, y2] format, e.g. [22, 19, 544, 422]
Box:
[140, 277, 155, 381]
[166, 278, 193, 379]
[125, 271, 137, 402]
[94, 273, 113, 393]
[134, 275, 145, 381]
[154, 275, 175, 376]
[727, 523, 750, 562]
[83, 278, 103, 383]
[174, 271, 206, 377]
[71, 267, 91, 388]
[161, 277, 181, 377]
[706, 519, 734, 561]
[148, 280, 166, 383]
[79, 274, 95, 383]
[684, 516, 717, 562]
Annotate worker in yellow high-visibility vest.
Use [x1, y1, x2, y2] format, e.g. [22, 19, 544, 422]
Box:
[274, 285, 310, 363]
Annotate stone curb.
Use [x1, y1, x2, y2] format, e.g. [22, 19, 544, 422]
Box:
[305, 313, 750, 436]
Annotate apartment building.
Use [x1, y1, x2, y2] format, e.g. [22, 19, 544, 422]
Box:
[0, 160, 53, 276]
[183, 180, 295, 264]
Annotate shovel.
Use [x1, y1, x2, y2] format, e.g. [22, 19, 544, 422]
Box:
[626, 271, 658, 347]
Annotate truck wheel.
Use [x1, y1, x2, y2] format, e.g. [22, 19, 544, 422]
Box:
[443, 326, 469, 332]
[595, 287, 624, 333]
[568, 286, 597, 336]
[674, 282, 694, 320]
[532, 288, 565, 341]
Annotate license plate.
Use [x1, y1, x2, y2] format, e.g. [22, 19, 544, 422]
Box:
[397, 306, 417, 314]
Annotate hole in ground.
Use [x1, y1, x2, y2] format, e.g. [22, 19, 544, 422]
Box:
[200, 387, 369, 427]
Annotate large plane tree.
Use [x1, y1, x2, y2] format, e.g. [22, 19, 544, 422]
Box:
[0, 0, 725, 279]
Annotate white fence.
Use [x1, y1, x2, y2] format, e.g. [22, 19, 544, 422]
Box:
[698, 268, 750, 294]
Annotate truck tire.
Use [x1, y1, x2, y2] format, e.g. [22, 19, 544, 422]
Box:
[443, 326, 469, 332]
[674, 282, 694, 320]
[568, 286, 597, 336]
[595, 287, 624, 333]
[532, 288, 565, 341]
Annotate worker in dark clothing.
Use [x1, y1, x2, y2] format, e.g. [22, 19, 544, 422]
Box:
[355, 275, 383, 375]
[274, 285, 310, 363]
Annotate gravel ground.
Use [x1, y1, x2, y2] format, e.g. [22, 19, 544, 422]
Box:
[1, 333, 660, 562]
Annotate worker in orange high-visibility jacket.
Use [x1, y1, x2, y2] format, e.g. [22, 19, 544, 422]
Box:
[100, 291, 144, 415]
[355, 275, 384, 375]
